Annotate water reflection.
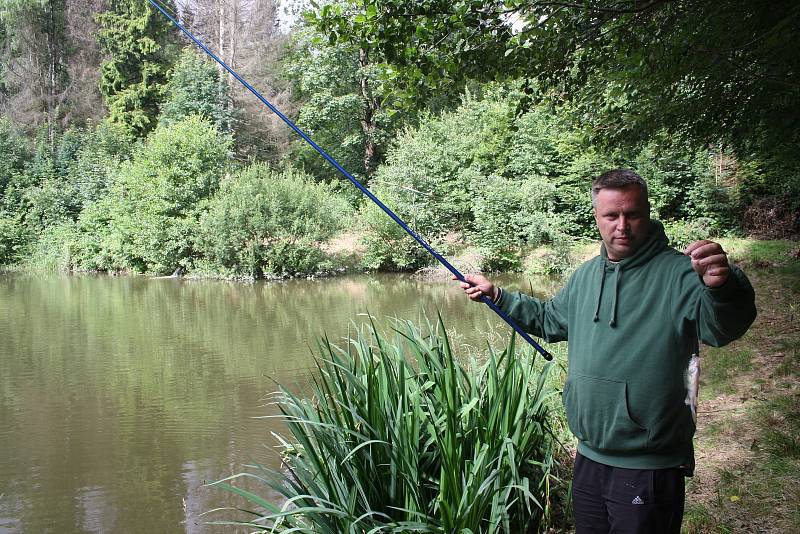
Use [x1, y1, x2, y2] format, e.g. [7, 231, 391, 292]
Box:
[0, 272, 556, 532]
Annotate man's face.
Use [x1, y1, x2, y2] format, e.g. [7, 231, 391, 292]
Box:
[593, 185, 651, 261]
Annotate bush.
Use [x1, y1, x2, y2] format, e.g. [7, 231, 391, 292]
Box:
[0, 212, 27, 265]
[211, 318, 562, 532]
[374, 90, 514, 237]
[197, 165, 349, 278]
[360, 89, 517, 270]
[160, 49, 233, 132]
[102, 116, 233, 274]
[24, 222, 81, 271]
[470, 176, 561, 271]
[358, 183, 434, 271]
[508, 106, 611, 238]
[68, 121, 136, 209]
[0, 118, 30, 195]
[662, 218, 719, 251]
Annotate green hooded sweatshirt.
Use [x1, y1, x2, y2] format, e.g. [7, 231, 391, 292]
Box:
[497, 220, 756, 472]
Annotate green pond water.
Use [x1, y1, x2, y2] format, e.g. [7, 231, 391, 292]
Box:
[0, 272, 555, 533]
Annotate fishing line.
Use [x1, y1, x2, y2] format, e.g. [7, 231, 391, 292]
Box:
[146, 0, 553, 361]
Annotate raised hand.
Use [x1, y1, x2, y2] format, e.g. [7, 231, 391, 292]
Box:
[684, 240, 730, 288]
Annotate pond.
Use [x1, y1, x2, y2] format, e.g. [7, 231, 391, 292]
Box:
[0, 272, 556, 533]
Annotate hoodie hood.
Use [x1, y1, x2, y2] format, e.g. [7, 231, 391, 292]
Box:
[594, 220, 670, 326]
[600, 219, 669, 269]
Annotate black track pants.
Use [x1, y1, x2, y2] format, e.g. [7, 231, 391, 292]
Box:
[572, 452, 685, 534]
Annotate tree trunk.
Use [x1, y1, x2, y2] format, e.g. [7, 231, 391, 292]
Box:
[359, 47, 379, 177]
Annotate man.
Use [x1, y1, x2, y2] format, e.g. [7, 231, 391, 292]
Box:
[457, 169, 756, 533]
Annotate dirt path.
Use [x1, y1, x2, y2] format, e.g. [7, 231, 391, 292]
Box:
[684, 264, 800, 533]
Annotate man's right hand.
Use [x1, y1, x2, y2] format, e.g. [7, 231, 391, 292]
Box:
[453, 273, 499, 303]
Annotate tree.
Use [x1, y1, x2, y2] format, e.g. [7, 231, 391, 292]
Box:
[284, 28, 378, 189]
[308, 0, 800, 157]
[160, 47, 232, 131]
[96, 0, 179, 137]
[178, 0, 295, 162]
[295, 0, 410, 179]
[0, 0, 105, 138]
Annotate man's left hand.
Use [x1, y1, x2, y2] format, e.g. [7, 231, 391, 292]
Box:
[685, 240, 730, 288]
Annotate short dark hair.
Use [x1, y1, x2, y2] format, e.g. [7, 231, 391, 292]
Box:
[591, 169, 649, 207]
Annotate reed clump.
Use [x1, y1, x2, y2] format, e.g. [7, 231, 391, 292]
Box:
[210, 318, 564, 532]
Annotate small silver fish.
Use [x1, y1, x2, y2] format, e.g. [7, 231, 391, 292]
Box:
[685, 354, 700, 423]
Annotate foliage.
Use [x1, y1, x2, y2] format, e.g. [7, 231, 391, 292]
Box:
[0, 117, 29, 194]
[197, 164, 349, 278]
[4, 128, 79, 237]
[662, 218, 719, 252]
[505, 106, 610, 238]
[359, 89, 515, 269]
[95, 116, 232, 273]
[23, 219, 80, 271]
[160, 48, 232, 132]
[66, 121, 136, 209]
[303, 0, 507, 112]
[470, 176, 561, 271]
[0, 211, 25, 264]
[284, 29, 368, 186]
[96, 0, 178, 137]
[358, 88, 606, 270]
[308, 1, 800, 160]
[358, 184, 432, 271]
[211, 318, 562, 532]
[284, 20, 401, 187]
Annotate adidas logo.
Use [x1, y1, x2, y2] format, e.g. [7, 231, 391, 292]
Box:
[631, 496, 645, 505]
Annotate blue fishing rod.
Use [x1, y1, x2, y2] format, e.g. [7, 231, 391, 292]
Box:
[146, 0, 553, 361]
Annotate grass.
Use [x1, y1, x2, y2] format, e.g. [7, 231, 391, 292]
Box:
[699, 348, 754, 398]
[207, 317, 568, 532]
[683, 238, 800, 533]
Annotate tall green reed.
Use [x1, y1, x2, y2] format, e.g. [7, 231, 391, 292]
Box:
[208, 317, 562, 532]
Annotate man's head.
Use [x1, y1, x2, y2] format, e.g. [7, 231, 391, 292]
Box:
[591, 169, 651, 261]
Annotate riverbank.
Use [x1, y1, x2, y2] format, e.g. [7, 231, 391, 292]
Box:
[681, 239, 800, 533]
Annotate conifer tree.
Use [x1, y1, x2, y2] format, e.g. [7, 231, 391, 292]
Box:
[96, 0, 178, 137]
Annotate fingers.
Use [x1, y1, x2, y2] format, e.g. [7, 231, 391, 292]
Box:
[453, 273, 494, 302]
[685, 239, 730, 287]
[691, 252, 728, 271]
[684, 239, 711, 256]
[685, 240, 724, 260]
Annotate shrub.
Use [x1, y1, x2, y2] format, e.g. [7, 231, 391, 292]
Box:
[160, 48, 233, 132]
[662, 218, 719, 251]
[374, 90, 514, 237]
[210, 318, 562, 532]
[360, 89, 516, 270]
[470, 176, 561, 271]
[358, 183, 434, 271]
[0, 118, 30, 195]
[507, 106, 611, 238]
[24, 222, 81, 271]
[104, 116, 232, 273]
[68, 121, 135, 209]
[0, 212, 26, 265]
[197, 165, 349, 278]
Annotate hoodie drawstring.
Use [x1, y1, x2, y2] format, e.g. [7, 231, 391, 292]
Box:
[593, 262, 606, 322]
[610, 263, 621, 327]
[594, 261, 622, 327]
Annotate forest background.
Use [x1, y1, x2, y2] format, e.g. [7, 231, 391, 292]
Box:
[0, 0, 797, 279]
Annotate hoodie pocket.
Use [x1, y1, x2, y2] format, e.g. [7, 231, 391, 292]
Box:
[563, 374, 649, 453]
